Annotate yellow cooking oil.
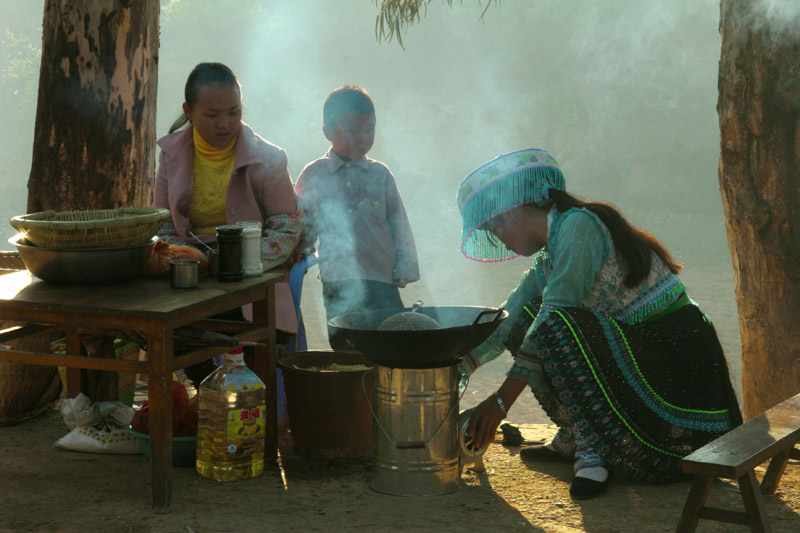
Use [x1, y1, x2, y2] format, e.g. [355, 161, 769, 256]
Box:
[196, 349, 266, 481]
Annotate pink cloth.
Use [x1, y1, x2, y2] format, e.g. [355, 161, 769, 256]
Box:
[153, 123, 301, 333]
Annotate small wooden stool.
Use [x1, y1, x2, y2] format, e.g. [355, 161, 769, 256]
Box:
[676, 392, 800, 532]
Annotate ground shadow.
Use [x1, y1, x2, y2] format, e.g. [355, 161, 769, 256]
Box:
[6, 411, 799, 532]
[276, 449, 543, 532]
[513, 448, 800, 532]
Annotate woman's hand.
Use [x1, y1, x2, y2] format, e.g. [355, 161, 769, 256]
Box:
[466, 377, 527, 450]
[467, 394, 506, 450]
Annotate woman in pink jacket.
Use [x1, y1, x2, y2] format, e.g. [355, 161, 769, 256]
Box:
[152, 62, 302, 384]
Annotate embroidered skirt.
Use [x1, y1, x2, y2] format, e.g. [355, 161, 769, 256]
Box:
[515, 301, 742, 484]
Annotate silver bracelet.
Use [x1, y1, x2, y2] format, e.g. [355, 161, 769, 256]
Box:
[493, 391, 507, 417]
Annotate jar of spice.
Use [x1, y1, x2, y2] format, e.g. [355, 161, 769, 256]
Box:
[215, 224, 243, 282]
[238, 221, 263, 277]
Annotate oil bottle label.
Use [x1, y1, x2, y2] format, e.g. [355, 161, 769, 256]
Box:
[226, 404, 266, 455]
[223, 366, 265, 393]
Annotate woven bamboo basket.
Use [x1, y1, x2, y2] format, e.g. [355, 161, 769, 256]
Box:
[9, 207, 171, 249]
[0, 258, 63, 425]
[0, 250, 25, 273]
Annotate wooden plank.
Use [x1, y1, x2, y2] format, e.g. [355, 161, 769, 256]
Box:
[682, 392, 800, 478]
[738, 470, 771, 532]
[147, 324, 173, 514]
[0, 347, 145, 372]
[760, 447, 793, 495]
[0, 324, 53, 342]
[0, 270, 281, 321]
[697, 506, 752, 526]
[170, 326, 270, 371]
[66, 333, 86, 398]
[188, 318, 252, 333]
[252, 285, 277, 462]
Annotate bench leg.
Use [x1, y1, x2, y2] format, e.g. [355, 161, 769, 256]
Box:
[761, 447, 792, 495]
[676, 474, 713, 533]
[738, 470, 771, 533]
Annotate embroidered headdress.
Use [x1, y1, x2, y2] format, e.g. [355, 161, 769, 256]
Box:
[457, 148, 565, 262]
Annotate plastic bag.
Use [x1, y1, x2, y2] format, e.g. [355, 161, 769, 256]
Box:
[60, 393, 133, 430]
[55, 394, 139, 454]
[143, 240, 208, 278]
[54, 420, 140, 454]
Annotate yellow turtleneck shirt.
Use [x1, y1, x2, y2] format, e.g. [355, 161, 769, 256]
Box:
[188, 128, 237, 235]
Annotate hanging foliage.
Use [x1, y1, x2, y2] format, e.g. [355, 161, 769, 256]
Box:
[374, 0, 497, 48]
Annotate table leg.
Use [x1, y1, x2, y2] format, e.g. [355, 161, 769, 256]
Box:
[252, 284, 277, 461]
[147, 324, 174, 513]
[65, 332, 87, 397]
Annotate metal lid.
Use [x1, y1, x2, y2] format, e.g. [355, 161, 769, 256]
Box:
[215, 224, 243, 236]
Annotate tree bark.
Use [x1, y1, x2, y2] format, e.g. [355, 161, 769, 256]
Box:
[27, 0, 159, 213]
[718, 1, 800, 419]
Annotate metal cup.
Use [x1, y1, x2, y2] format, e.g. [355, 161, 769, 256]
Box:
[170, 259, 198, 288]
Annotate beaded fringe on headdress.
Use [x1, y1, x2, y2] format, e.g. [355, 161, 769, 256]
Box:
[460, 165, 565, 262]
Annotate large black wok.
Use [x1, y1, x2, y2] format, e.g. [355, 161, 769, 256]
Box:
[327, 306, 507, 368]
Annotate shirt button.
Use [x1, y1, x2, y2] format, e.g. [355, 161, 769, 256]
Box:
[346, 181, 351, 186]
[230, 208, 236, 215]
[347, 209, 353, 213]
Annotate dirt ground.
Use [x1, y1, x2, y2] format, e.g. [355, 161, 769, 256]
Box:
[2, 406, 800, 533]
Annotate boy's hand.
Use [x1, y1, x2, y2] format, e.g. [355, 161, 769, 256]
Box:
[292, 245, 315, 263]
[393, 279, 408, 288]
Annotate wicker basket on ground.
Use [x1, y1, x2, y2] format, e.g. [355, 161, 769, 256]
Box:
[0, 255, 63, 426]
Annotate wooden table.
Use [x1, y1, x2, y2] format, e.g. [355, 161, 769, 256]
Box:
[0, 270, 282, 512]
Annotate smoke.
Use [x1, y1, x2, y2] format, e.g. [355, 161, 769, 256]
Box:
[757, 0, 800, 33]
[0, 1, 742, 403]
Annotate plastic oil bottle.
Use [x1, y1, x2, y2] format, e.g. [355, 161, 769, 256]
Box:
[196, 348, 266, 481]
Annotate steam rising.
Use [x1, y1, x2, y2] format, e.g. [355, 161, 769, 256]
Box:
[1, 0, 758, 414]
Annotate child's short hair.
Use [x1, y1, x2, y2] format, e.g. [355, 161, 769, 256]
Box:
[323, 85, 375, 132]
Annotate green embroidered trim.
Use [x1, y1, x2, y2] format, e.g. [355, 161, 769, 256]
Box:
[641, 292, 689, 324]
[523, 305, 536, 320]
[607, 316, 729, 415]
[622, 281, 686, 324]
[552, 309, 683, 459]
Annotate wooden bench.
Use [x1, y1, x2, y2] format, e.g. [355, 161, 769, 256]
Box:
[676, 392, 800, 532]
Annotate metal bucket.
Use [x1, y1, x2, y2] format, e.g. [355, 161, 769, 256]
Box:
[369, 363, 460, 496]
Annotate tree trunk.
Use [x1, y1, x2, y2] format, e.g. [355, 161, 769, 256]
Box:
[718, 1, 800, 419]
[27, 0, 159, 213]
[27, 1, 159, 402]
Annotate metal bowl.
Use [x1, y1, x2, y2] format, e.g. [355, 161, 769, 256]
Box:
[328, 306, 507, 368]
[8, 234, 157, 285]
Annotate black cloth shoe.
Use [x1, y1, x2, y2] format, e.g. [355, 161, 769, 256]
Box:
[569, 471, 613, 499]
[519, 443, 573, 462]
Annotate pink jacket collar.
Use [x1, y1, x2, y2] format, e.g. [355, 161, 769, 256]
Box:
[157, 122, 265, 170]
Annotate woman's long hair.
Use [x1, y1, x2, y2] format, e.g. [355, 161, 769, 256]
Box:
[547, 189, 681, 287]
[168, 62, 241, 134]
